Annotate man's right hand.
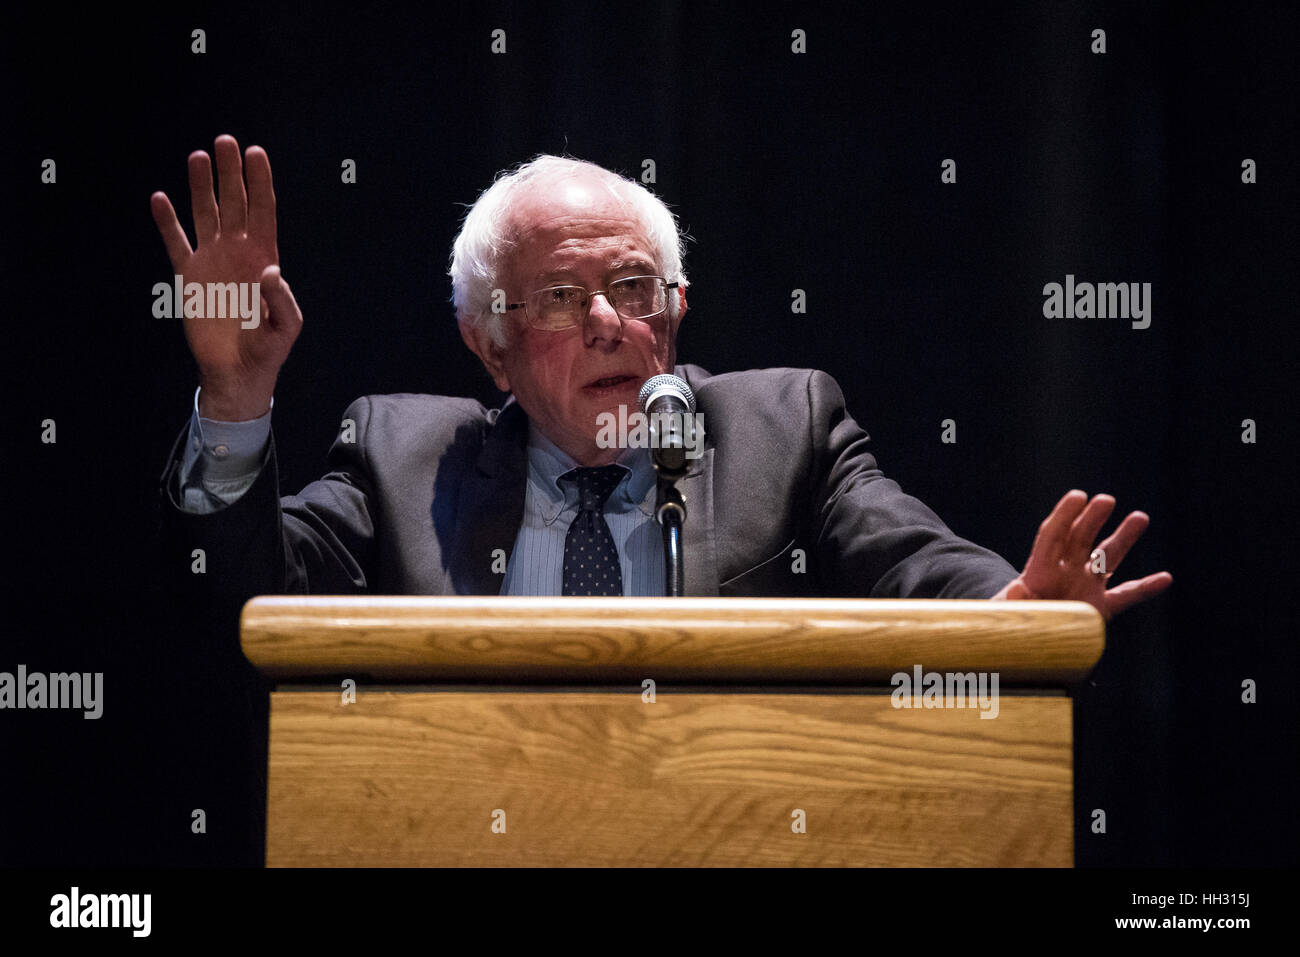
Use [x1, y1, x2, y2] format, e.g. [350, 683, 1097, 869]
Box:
[151, 134, 302, 421]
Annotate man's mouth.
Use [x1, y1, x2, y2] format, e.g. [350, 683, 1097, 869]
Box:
[583, 374, 639, 392]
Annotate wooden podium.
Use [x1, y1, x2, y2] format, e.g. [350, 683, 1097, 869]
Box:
[241, 597, 1103, 867]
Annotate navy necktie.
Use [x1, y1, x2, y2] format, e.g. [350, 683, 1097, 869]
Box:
[560, 465, 626, 596]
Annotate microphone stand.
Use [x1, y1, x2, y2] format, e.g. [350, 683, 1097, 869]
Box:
[655, 478, 686, 597]
[642, 381, 698, 598]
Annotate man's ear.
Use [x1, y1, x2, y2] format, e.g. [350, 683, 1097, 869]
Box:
[459, 317, 511, 392]
[669, 287, 689, 340]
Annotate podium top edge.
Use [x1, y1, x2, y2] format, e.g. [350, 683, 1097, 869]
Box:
[238, 596, 1105, 682]
[243, 596, 1101, 614]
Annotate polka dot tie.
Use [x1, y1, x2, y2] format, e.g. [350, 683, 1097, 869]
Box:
[560, 465, 626, 597]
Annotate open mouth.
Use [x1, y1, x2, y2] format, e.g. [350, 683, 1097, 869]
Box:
[583, 374, 638, 390]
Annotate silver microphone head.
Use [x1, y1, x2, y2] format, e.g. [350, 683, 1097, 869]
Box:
[638, 373, 695, 413]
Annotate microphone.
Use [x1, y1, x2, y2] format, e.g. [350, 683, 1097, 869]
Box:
[638, 373, 697, 478]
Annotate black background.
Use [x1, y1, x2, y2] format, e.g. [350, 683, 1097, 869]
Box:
[4, 1, 1296, 868]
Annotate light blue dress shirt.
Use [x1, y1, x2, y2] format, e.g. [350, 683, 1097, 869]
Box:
[501, 423, 663, 597]
[176, 390, 666, 596]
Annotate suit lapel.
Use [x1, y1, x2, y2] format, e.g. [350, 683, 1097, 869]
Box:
[450, 399, 529, 595]
[674, 364, 720, 596]
[678, 447, 720, 596]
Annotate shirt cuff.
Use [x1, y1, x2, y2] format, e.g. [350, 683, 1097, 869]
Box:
[179, 386, 273, 486]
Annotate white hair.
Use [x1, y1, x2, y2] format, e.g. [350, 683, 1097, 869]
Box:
[449, 155, 689, 349]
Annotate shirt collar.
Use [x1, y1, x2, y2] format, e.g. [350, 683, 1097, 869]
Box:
[526, 421, 657, 521]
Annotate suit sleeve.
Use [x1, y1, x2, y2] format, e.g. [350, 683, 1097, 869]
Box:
[159, 396, 379, 605]
[806, 370, 1019, 598]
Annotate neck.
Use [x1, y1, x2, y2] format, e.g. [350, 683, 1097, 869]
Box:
[528, 422, 622, 469]
[565, 443, 623, 468]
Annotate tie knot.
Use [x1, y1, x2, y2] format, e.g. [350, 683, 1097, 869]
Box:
[562, 465, 626, 512]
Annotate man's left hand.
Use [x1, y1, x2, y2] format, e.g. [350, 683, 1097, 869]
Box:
[992, 490, 1172, 621]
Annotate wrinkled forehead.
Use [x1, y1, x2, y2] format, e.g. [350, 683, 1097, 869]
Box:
[504, 175, 656, 277]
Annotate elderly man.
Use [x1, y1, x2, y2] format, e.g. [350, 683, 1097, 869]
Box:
[153, 135, 1171, 615]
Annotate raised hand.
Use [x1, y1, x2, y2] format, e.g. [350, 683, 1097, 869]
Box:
[993, 490, 1172, 621]
[151, 134, 302, 421]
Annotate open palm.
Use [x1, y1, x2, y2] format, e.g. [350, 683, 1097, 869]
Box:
[151, 135, 302, 419]
[996, 490, 1172, 621]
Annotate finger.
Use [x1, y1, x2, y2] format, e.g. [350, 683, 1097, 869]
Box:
[260, 265, 302, 334]
[188, 151, 219, 244]
[150, 192, 193, 267]
[1067, 493, 1116, 558]
[1102, 571, 1173, 619]
[214, 134, 248, 234]
[244, 145, 278, 247]
[1028, 490, 1089, 564]
[1094, 511, 1150, 572]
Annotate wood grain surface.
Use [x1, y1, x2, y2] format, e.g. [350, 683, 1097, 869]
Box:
[242, 597, 1104, 684]
[266, 690, 1073, 867]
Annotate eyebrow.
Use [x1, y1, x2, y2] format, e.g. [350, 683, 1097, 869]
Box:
[532, 259, 659, 284]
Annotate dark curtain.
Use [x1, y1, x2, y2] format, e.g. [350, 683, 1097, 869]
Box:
[4, 0, 1295, 866]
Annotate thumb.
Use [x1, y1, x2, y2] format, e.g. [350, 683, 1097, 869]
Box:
[995, 578, 1035, 601]
[259, 265, 303, 333]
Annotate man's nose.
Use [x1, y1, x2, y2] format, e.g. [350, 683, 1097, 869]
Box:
[583, 292, 624, 344]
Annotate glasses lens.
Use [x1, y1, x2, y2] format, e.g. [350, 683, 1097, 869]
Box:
[531, 286, 585, 329]
[609, 277, 665, 319]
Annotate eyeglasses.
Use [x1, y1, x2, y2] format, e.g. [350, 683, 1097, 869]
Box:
[506, 276, 680, 331]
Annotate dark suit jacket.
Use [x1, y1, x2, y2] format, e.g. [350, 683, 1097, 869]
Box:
[159, 364, 1018, 602]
